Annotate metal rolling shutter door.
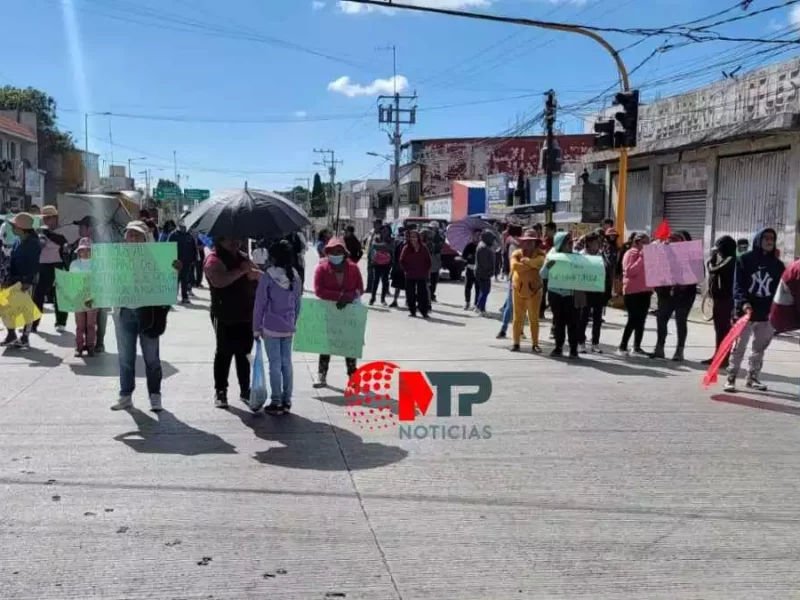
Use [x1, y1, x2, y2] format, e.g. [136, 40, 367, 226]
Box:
[663, 191, 706, 243]
[715, 150, 789, 249]
[611, 169, 652, 234]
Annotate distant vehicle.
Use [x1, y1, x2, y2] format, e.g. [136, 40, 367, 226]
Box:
[389, 217, 465, 281]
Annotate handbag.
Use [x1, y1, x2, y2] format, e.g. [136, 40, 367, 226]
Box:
[249, 338, 269, 410]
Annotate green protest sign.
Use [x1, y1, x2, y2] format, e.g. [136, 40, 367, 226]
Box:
[90, 243, 177, 308]
[293, 298, 368, 359]
[54, 270, 91, 312]
[547, 252, 606, 292]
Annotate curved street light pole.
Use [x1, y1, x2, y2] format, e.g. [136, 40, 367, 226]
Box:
[343, 0, 632, 239]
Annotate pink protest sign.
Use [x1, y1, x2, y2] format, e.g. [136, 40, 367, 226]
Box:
[643, 240, 705, 287]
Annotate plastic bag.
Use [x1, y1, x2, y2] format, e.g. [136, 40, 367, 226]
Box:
[249, 339, 269, 410]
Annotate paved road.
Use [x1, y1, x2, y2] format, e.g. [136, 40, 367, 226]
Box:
[1, 251, 799, 599]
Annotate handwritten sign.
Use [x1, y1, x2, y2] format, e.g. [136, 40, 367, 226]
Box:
[0, 283, 42, 328]
[55, 270, 92, 313]
[293, 298, 367, 358]
[644, 240, 704, 287]
[90, 243, 177, 308]
[546, 252, 606, 292]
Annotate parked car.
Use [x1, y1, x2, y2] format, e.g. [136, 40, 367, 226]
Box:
[389, 217, 465, 281]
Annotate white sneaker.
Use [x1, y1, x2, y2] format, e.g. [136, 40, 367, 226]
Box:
[615, 348, 629, 358]
[111, 396, 133, 411]
[55, 325, 66, 333]
[591, 344, 603, 354]
[578, 343, 587, 354]
[149, 394, 163, 413]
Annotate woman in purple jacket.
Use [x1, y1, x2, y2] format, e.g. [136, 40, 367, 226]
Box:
[253, 239, 303, 415]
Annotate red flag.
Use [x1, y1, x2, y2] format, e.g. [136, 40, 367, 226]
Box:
[653, 219, 671, 241]
[702, 313, 751, 389]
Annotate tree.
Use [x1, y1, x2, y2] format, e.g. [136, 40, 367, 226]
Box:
[310, 172, 327, 217]
[0, 86, 76, 163]
[156, 178, 180, 190]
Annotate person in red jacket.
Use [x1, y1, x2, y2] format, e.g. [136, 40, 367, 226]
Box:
[399, 229, 432, 319]
[771, 258, 800, 334]
[312, 237, 364, 388]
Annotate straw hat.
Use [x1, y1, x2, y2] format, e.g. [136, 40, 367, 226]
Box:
[125, 220, 151, 237]
[41, 205, 58, 217]
[9, 212, 34, 230]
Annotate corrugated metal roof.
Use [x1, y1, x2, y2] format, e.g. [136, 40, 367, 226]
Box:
[0, 115, 36, 143]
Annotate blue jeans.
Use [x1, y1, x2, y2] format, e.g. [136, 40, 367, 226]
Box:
[265, 336, 293, 406]
[115, 308, 162, 397]
[475, 278, 491, 311]
[500, 282, 513, 333]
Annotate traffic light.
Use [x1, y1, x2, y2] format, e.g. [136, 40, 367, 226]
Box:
[593, 119, 615, 151]
[613, 90, 639, 148]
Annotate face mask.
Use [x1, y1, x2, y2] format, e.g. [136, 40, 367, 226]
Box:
[328, 254, 345, 265]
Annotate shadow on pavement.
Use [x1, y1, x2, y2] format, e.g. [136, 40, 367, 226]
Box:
[2, 346, 63, 368]
[711, 393, 800, 416]
[564, 356, 671, 378]
[114, 408, 237, 455]
[228, 406, 407, 471]
[69, 354, 179, 379]
[36, 330, 77, 348]
[317, 392, 399, 417]
[423, 316, 466, 327]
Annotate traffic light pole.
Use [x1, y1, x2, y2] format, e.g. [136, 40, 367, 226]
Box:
[344, 0, 632, 239]
[545, 90, 556, 225]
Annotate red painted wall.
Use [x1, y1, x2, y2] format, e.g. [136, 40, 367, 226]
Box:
[412, 135, 595, 199]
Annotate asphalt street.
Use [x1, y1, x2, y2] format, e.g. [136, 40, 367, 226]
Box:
[1, 250, 800, 599]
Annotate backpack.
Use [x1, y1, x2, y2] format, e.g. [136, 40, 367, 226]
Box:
[374, 249, 392, 266]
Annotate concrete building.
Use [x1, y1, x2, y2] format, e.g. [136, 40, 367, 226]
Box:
[398, 134, 596, 218]
[351, 178, 390, 238]
[0, 112, 39, 210]
[585, 56, 800, 259]
[99, 164, 134, 193]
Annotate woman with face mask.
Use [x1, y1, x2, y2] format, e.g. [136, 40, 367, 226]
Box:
[312, 238, 364, 388]
[203, 236, 262, 409]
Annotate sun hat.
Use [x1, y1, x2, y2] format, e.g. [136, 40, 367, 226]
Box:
[125, 220, 151, 237]
[9, 212, 34, 230]
[77, 237, 92, 250]
[41, 205, 58, 217]
[324, 237, 349, 255]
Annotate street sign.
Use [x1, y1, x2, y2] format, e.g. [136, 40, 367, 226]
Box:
[184, 188, 210, 202]
[154, 187, 182, 201]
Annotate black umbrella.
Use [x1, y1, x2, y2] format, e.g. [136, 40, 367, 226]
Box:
[182, 187, 310, 240]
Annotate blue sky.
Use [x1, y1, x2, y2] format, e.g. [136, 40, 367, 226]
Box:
[3, 0, 799, 193]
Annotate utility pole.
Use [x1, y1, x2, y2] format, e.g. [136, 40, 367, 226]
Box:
[313, 149, 342, 227]
[544, 89, 557, 224]
[377, 45, 416, 220]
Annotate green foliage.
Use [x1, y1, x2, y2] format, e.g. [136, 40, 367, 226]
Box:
[310, 172, 327, 217]
[0, 86, 76, 159]
[156, 179, 180, 190]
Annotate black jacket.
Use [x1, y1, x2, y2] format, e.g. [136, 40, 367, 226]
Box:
[734, 228, 785, 321]
[462, 241, 477, 267]
[344, 233, 363, 263]
[707, 235, 736, 301]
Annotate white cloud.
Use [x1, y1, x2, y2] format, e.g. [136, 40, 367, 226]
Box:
[328, 75, 409, 97]
[791, 5, 800, 27]
[294, 111, 308, 118]
[338, 0, 491, 15]
[312, 1, 326, 10]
